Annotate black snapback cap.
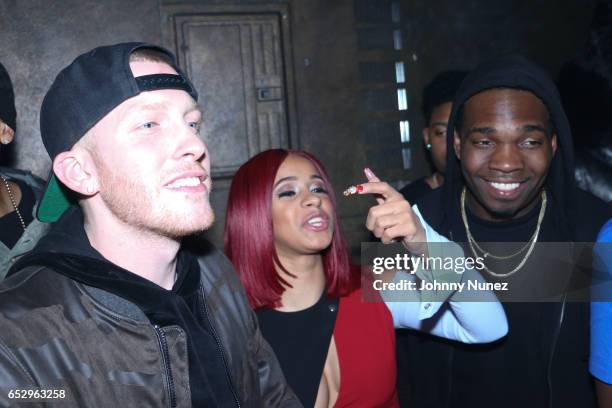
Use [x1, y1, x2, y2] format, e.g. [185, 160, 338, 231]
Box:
[38, 42, 198, 222]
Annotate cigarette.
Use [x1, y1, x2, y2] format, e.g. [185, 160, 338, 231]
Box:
[343, 185, 358, 196]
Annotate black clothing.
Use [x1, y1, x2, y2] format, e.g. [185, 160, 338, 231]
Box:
[395, 176, 435, 405]
[574, 145, 612, 203]
[399, 177, 433, 204]
[12, 207, 238, 407]
[257, 294, 339, 407]
[449, 193, 577, 407]
[557, 41, 612, 204]
[0, 179, 35, 248]
[1, 243, 301, 408]
[400, 55, 612, 408]
[0, 62, 16, 133]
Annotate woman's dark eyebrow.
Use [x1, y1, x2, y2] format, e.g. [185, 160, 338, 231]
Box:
[273, 176, 297, 188]
[274, 174, 323, 188]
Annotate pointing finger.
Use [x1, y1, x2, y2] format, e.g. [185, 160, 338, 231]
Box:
[364, 167, 383, 204]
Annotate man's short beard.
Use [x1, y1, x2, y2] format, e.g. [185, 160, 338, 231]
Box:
[93, 154, 215, 239]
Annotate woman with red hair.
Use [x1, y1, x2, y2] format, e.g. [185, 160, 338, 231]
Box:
[225, 149, 507, 407]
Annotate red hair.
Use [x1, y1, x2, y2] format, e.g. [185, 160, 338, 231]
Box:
[225, 149, 356, 310]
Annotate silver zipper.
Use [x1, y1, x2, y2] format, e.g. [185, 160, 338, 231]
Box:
[154, 325, 177, 408]
[547, 295, 566, 408]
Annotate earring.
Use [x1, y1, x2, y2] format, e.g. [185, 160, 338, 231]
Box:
[426, 143, 432, 150]
[86, 185, 94, 194]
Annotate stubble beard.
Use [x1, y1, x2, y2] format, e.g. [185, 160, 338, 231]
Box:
[96, 163, 215, 239]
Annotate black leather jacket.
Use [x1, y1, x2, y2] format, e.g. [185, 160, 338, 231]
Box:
[574, 145, 612, 204]
[0, 245, 302, 407]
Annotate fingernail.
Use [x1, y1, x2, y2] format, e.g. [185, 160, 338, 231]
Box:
[364, 168, 375, 178]
[357, 184, 364, 192]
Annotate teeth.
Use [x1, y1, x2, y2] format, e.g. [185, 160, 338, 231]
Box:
[307, 216, 325, 226]
[490, 182, 520, 191]
[167, 177, 201, 189]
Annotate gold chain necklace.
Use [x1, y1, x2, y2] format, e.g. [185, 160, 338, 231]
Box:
[460, 187, 546, 278]
[0, 175, 26, 232]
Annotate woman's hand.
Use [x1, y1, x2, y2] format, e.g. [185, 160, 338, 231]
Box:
[345, 168, 427, 254]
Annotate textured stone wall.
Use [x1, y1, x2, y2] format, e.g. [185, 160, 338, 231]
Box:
[0, 0, 162, 176]
[0, 0, 596, 251]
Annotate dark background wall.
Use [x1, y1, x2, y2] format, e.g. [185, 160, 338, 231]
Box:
[0, 0, 597, 254]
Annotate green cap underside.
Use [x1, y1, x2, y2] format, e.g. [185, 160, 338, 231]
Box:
[37, 174, 72, 222]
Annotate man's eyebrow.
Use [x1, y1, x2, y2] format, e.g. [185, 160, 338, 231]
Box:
[467, 126, 495, 136]
[430, 121, 448, 127]
[189, 102, 204, 114]
[133, 101, 171, 111]
[123, 101, 203, 123]
[520, 124, 547, 133]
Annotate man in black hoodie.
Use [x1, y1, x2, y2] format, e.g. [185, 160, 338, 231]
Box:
[399, 55, 612, 407]
[0, 43, 300, 407]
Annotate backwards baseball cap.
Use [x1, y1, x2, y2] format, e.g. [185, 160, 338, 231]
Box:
[0, 62, 16, 133]
[37, 42, 198, 222]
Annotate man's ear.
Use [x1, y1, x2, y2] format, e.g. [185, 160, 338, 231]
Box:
[53, 147, 99, 196]
[0, 121, 15, 145]
[453, 130, 462, 159]
[551, 133, 558, 156]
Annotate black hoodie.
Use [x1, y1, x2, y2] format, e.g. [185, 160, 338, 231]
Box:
[419, 54, 611, 243]
[399, 55, 612, 408]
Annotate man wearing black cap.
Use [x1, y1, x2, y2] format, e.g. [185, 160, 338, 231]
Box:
[0, 43, 300, 407]
[0, 62, 49, 278]
[398, 55, 612, 407]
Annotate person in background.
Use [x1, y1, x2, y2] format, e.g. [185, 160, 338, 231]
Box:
[0, 62, 48, 278]
[591, 218, 612, 407]
[399, 70, 467, 203]
[557, 0, 612, 204]
[224, 148, 507, 407]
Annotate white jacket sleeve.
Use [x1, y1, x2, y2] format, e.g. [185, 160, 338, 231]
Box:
[382, 205, 508, 344]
